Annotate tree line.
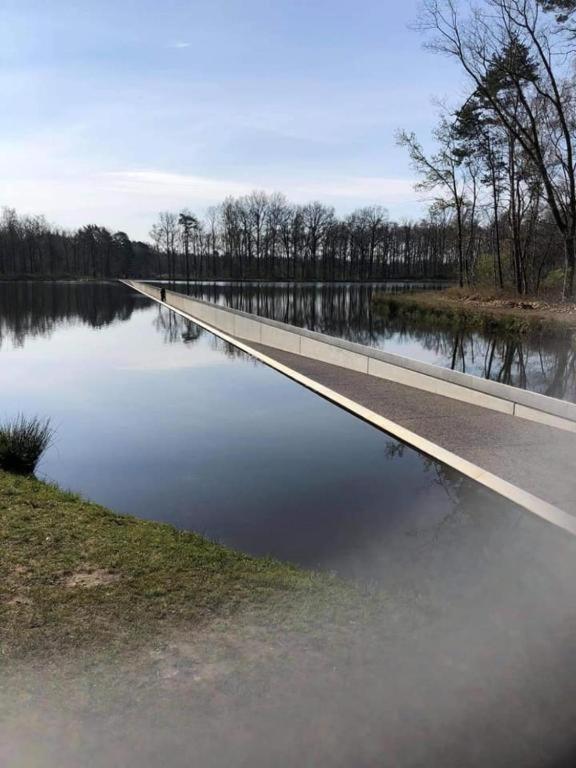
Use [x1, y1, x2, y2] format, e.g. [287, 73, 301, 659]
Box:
[0, 200, 457, 282]
[148, 199, 454, 282]
[0, 208, 158, 279]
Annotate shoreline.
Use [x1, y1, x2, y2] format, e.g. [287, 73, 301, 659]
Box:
[373, 288, 576, 335]
[0, 471, 374, 664]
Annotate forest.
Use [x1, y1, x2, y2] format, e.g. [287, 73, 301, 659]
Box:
[1, 0, 575, 297]
[0, 208, 158, 280]
[0, 202, 461, 283]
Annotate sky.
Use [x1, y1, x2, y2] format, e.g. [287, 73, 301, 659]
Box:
[0, 0, 464, 240]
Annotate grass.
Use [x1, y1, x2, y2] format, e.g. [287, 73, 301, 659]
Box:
[0, 415, 54, 475]
[0, 471, 374, 664]
[373, 286, 576, 336]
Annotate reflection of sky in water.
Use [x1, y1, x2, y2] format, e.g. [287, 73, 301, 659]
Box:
[0, 281, 537, 593]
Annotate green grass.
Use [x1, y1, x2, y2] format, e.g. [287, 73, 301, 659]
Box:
[0, 471, 370, 663]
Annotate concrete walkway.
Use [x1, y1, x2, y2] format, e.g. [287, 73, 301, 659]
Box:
[247, 341, 576, 516]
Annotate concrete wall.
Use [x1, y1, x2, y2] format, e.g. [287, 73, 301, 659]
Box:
[122, 280, 576, 432]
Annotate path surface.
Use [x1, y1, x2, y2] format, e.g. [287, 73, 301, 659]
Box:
[247, 341, 576, 514]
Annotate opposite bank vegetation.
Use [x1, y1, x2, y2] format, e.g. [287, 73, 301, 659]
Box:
[374, 287, 576, 337]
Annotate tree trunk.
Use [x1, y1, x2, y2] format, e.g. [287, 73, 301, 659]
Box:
[490, 166, 503, 289]
[456, 205, 464, 288]
[563, 235, 576, 300]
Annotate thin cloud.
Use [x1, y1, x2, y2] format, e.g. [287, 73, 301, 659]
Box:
[103, 170, 252, 199]
[168, 41, 191, 49]
[103, 170, 418, 205]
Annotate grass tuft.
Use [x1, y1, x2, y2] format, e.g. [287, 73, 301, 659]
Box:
[0, 415, 54, 475]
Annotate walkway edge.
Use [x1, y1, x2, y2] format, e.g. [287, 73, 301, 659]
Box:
[124, 280, 576, 537]
[124, 281, 576, 432]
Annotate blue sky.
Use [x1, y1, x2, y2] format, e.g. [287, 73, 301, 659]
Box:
[0, 0, 464, 239]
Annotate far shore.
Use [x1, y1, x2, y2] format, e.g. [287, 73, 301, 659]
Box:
[373, 287, 576, 335]
[0, 274, 452, 284]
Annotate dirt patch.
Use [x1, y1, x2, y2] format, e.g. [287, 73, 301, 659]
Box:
[65, 569, 121, 589]
[456, 292, 576, 316]
[7, 595, 33, 607]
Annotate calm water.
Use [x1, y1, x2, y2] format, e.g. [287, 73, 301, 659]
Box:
[0, 281, 557, 593]
[158, 280, 576, 403]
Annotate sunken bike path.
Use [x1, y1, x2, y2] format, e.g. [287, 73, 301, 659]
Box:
[124, 280, 576, 523]
[238, 340, 576, 517]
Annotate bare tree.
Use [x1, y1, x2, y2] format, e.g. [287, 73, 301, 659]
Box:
[418, 0, 576, 298]
[178, 210, 199, 286]
[398, 116, 474, 286]
[151, 212, 179, 283]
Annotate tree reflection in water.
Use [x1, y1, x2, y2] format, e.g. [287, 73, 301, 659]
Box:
[2, 280, 573, 403]
[0, 281, 146, 350]
[160, 281, 576, 403]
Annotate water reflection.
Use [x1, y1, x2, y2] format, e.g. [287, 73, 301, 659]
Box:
[0, 281, 148, 349]
[162, 281, 576, 403]
[0, 282, 533, 590]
